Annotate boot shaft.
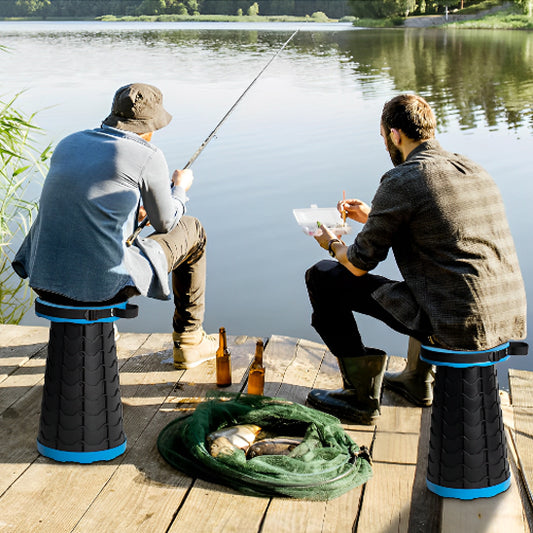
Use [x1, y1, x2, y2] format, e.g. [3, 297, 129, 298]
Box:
[337, 351, 387, 402]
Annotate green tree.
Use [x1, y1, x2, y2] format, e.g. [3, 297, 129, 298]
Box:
[349, 0, 416, 17]
[14, 0, 50, 16]
[516, 0, 533, 16]
[247, 2, 259, 15]
[137, 0, 166, 15]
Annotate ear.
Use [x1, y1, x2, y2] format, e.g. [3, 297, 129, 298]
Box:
[389, 128, 401, 146]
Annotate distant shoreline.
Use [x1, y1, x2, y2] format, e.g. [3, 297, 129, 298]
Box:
[1, 9, 532, 30]
[0, 14, 340, 23]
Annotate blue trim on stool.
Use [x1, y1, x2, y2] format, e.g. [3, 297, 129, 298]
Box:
[426, 477, 511, 500]
[35, 298, 128, 324]
[421, 342, 510, 367]
[37, 440, 127, 463]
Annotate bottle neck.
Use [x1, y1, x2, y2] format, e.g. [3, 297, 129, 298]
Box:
[253, 341, 263, 366]
[218, 328, 228, 351]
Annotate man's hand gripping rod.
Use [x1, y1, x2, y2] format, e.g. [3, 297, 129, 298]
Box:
[125, 29, 299, 247]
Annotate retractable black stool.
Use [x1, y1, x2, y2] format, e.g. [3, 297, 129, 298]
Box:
[421, 341, 528, 500]
[35, 298, 138, 463]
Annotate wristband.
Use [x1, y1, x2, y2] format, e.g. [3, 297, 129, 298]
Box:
[327, 239, 341, 258]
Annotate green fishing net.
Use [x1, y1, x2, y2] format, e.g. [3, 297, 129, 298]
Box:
[157, 392, 373, 500]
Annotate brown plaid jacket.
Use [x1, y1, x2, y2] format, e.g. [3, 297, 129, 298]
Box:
[347, 139, 527, 350]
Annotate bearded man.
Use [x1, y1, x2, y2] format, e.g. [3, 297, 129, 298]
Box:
[305, 93, 526, 424]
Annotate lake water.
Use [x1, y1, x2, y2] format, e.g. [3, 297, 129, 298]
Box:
[2, 21, 532, 386]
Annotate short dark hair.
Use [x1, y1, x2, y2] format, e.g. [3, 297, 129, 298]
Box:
[381, 94, 436, 141]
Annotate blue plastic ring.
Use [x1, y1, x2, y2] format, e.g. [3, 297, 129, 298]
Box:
[426, 477, 511, 500]
[37, 440, 127, 463]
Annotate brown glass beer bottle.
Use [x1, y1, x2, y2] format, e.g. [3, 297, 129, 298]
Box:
[216, 327, 232, 387]
[248, 339, 265, 395]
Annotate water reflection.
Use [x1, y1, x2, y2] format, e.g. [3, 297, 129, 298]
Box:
[2, 23, 530, 386]
[3, 23, 532, 133]
[311, 28, 533, 133]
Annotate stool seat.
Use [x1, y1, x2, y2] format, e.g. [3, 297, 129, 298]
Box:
[36, 298, 138, 464]
[35, 298, 138, 323]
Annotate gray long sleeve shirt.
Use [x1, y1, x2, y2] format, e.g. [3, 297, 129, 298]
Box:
[13, 125, 186, 301]
[347, 139, 526, 350]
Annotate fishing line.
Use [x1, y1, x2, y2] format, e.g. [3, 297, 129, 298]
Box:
[126, 28, 299, 246]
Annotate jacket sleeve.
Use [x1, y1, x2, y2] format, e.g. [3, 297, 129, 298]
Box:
[346, 169, 414, 272]
[138, 149, 186, 233]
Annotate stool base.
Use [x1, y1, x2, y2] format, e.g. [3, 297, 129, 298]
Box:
[427, 476, 511, 500]
[427, 364, 509, 499]
[37, 439, 127, 464]
[38, 321, 126, 463]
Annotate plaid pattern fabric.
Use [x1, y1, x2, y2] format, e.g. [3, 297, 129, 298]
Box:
[347, 140, 526, 350]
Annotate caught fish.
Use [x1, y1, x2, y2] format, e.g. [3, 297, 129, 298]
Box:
[207, 424, 262, 458]
[246, 437, 304, 459]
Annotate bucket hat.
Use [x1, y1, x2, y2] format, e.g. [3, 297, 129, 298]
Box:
[102, 83, 172, 133]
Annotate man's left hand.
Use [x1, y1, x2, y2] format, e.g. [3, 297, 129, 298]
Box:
[314, 222, 339, 250]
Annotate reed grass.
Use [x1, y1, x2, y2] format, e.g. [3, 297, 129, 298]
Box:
[0, 91, 51, 324]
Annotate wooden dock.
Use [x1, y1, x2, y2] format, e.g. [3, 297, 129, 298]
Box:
[0, 323, 532, 532]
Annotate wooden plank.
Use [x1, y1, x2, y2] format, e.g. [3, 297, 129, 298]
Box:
[510, 408, 533, 512]
[167, 335, 298, 533]
[0, 332, 166, 532]
[0, 325, 48, 385]
[77, 335, 258, 533]
[405, 407, 441, 533]
[0, 344, 47, 416]
[509, 368, 533, 523]
[310, 348, 369, 533]
[381, 354, 442, 531]
[441, 470, 526, 532]
[0, 324, 48, 350]
[0, 369, 44, 497]
[261, 338, 345, 533]
[509, 369, 533, 408]
[166, 480, 267, 533]
[0, 326, 144, 497]
[0, 327, 529, 533]
[356, 403, 423, 533]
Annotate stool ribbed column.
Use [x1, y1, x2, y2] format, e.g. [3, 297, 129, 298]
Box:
[426, 364, 509, 499]
[37, 321, 126, 463]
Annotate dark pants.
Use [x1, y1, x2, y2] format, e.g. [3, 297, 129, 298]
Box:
[149, 216, 207, 334]
[305, 260, 430, 358]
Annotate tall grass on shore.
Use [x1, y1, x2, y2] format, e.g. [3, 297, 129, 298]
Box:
[0, 89, 51, 324]
[447, 6, 533, 28]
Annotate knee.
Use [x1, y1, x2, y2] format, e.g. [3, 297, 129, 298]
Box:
[181, 216, 206, 246]
[305, 259, 337, 292]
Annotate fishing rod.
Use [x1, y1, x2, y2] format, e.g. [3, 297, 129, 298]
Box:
[126, 29, 299, 247]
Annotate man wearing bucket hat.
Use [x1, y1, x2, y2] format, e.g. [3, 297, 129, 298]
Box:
[13, 82, 217, 369]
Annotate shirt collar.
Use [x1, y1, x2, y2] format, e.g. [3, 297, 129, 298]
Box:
[405, 138, 442, 161]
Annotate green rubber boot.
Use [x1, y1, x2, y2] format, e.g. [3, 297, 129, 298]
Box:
[383, 337, 434, 407]
[307, 349, 387, 425]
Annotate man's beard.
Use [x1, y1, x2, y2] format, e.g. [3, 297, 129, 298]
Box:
[386, 135, 404, 166]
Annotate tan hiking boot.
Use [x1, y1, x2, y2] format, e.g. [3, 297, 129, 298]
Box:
[172, 329, 217, 369]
